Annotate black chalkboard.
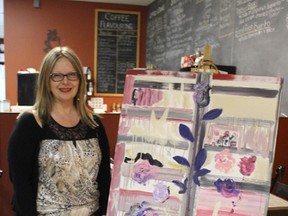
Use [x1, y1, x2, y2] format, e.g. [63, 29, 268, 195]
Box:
[146, 0, 288, 115]
[95, 9, 140, 95]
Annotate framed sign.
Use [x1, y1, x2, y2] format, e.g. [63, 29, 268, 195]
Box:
[95, 9, 140, 96]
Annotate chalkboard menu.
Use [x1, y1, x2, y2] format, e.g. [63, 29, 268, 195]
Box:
[95, 9, 140, 95]
[146, 0, 288, 115]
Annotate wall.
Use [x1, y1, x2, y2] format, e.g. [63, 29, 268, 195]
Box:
[4, 0, 148, 109]
[146, 0, 288, 115]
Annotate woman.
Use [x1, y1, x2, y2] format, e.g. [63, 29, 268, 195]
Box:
[8, 46, 111, 216]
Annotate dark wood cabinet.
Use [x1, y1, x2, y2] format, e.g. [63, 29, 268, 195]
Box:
[99, 113, 120, 158]
[0, 113, 17, 216]
[272, 118, 288, 184]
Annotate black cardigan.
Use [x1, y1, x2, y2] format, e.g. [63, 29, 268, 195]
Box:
[8, 112, 111, 216]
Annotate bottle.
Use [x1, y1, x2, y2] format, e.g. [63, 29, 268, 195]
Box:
[87, 68, 91, 81]
[87, 82, 93, 96]
[116, 103, 121, 113]
[111, 103, 116, 112]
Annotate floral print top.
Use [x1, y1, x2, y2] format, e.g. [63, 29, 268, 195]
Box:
[37, 117, 102, 216]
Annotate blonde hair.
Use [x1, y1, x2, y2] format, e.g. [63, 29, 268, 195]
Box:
[32, 46, 97, 128]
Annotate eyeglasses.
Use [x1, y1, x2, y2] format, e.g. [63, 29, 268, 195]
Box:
[50, 72, 79, 82]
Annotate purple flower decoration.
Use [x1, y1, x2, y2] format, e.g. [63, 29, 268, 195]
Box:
[153, 183, 170, 203]
[214, 178, 240, 198]
[131, 159, 159, 185]
[193, 82, 211, 107]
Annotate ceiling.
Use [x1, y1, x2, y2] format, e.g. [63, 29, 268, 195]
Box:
[70, 0, 155, 6]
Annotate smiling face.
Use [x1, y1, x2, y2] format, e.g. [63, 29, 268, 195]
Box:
[50, 57, 80, 104]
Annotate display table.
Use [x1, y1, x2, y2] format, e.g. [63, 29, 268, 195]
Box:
[269, 193, 288, 210]
[268, 193, 288, 215]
